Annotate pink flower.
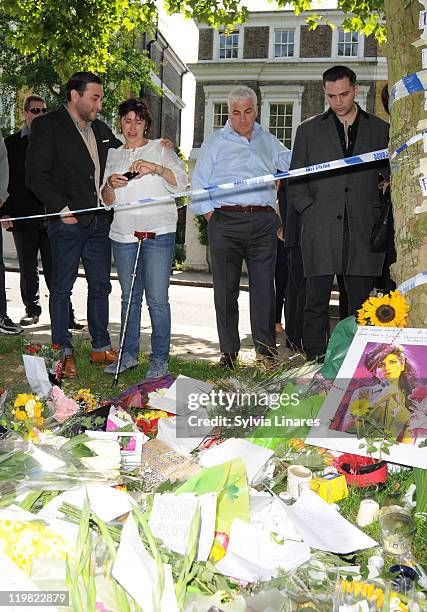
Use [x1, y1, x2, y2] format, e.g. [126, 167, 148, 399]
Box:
[49, 386, 79, 423]
[410, 386, 427, 402]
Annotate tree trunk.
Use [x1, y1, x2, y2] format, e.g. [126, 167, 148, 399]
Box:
[384, 0, 427, 325]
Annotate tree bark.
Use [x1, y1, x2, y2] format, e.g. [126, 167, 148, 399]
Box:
[384, 0, 427, 325]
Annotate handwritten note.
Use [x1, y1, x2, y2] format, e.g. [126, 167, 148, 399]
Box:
[148, 492, 217, 561]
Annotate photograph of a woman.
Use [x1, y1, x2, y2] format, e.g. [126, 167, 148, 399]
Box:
[306, 328, 427, 468]
[335, 343, 419, 442]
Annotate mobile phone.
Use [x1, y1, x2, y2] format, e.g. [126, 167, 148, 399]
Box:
[123, 171, 139, 180]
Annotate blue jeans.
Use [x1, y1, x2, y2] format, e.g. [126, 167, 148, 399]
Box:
[47, 215, 112, 352]
[112, 233, 175, 361]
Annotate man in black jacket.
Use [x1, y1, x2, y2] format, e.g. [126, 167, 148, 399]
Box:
[288, 65, 388, 361]
[2, 95, 82, 329]
[26, 72, 122, 377]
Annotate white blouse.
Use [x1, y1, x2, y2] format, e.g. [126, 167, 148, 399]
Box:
[102, 140, 187, 243]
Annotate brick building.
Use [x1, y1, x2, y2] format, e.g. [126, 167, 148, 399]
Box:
[184, 9, 388, 270]
[139, 30, 187, 146]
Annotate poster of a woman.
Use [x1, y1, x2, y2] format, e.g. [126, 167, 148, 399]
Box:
[306, 327, 427, 468]
[332, 343, 421, 442]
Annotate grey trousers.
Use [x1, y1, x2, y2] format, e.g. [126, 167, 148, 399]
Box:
[208, 209, 279, 356]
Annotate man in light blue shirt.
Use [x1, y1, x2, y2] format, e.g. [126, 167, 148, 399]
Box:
[191, 85, 291, 367]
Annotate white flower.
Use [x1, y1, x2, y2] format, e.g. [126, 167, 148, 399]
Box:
[82, 439, 122, 471]
[25, 399, 36, 418]
[37, 432, 68, 449]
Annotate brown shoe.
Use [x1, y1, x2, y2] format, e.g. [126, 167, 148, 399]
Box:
[90, 348, 118, 365]
[62, 355, 78, 379]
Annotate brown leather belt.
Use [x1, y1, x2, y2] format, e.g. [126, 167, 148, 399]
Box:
[218, 205, 274, 213]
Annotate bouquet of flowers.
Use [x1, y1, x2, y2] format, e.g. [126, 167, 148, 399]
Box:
[0, 393, 47, 440]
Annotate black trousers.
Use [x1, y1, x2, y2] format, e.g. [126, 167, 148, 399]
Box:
[284, 246, 306, 350]
[208, 209, 278, 356]
[12, 226, 52, 317]
[275, 238, 288, 323]
[303, 274, 373, 360]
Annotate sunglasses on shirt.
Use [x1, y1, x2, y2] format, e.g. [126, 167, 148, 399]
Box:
[28, 108, 47, 115]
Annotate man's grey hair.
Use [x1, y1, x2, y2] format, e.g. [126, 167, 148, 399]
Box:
[228, 86, 257, 111]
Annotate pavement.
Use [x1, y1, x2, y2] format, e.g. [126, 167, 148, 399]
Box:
[2, 261, 340, 364]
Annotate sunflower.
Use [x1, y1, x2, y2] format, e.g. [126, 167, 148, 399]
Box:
[349, 398, 371, 417]
[357, 290, 409, 327]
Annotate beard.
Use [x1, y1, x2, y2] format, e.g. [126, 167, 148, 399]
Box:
[75, 100, 97, 123]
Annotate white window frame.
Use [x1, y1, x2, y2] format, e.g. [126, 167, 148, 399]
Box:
[203, 85, 234, 139]
[323, 84, 371, 112]
[259, 85, 304, 146]
[213, 29, 244, 60]
[212, 101, 229, 131]
[332, 28, 365, 60]
[268, 102, 294, 149]
[269, 26, 299, 60]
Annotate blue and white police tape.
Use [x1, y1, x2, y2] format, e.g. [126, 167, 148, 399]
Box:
[390, 69, 427, 106]
[397, 271, 427, 295]
[4, 148, 389, 223]
[391, 130, 427, 160]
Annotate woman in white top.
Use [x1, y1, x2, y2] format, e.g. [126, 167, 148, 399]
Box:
[101, 98, 187, 377]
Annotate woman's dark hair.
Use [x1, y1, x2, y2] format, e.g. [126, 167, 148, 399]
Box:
[118, 98, 152, 136]
[364, 344, 417, 399]
[66, 72, 102, 101]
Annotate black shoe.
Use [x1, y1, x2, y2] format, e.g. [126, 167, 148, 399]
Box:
[20, 314, 40, 326]
[0, 315, 23, 335]
[69, 320, 84, 330]
[219, 352, 238, 368]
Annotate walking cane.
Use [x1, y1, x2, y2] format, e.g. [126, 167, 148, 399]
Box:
[112, 231, 156, 387]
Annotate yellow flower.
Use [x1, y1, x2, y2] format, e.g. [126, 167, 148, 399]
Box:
[209, 540, 226, 563]
[32, 417, 44, 428]
[33, 402, 43, 418]
[340, 580, 407, 611]
[288, 438, 305, 451]
[14, 409, 28, 421]
[14, 394, 34, 408]
[358, 291, 409, 328]
[27, 429, 40, 441]
[349, 398, 371, 417]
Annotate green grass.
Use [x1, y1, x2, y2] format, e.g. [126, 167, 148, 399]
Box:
[0, 334, 238, 398]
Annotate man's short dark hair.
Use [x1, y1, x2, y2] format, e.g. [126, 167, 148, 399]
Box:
[23, 94, 45, 112]
[322, 65, 357, 86]
[66, 71, 102, 101]
[118, 98, 152, 136]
